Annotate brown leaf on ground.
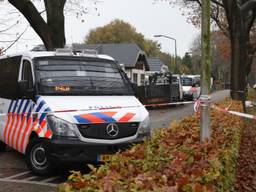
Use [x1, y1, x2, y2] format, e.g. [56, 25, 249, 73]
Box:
[235, 117, 256, 192]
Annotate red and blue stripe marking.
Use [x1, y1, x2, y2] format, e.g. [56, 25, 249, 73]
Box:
[74, 111, 135, 124]
[3, 96, 53, 154]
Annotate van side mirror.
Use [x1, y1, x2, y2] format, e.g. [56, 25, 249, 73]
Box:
[18, 80, 33, 98]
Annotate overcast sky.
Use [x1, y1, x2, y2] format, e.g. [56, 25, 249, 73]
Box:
[2, 0, 200, 57]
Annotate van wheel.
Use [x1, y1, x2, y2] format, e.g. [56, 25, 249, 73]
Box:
[0, 141, 6, 152]
[25, 138, 53, 176]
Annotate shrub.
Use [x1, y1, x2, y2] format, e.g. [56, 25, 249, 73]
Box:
[59, 99, 243, 192]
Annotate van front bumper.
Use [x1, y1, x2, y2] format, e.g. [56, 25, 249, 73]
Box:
[183, 93, 193, 101]
[43, 135, 148, 163]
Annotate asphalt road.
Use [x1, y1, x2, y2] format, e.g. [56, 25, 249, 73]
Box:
[149, 90, 230, 129]
[0, 90, 229, 192]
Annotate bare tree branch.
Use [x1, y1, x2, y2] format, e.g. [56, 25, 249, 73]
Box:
[187, 0, 223, 7]
[0, 40, 18, 42]
[210, 15, 229, 36]
[211, 0, 223, 7]
[0, 20, 19, 33]
[2, 25, 29, 53]
[8, 0, 52, 48]
[241, 0, 256, 14]
[185, 0, 201, 6]
[245, 9, 256, 34]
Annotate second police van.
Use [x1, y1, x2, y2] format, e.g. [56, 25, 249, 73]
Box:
[0, 49, 150, 175]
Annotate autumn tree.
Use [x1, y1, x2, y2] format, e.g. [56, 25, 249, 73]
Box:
[85, 19, 161, 57]
[85, 19, 182, 72]
[182, 52, 192, 73]
[189, 32, 230, 83]
[156, 52, 177, 73]
[214, 31, 231, 61]
[170, 0, 256, 100]
[211, 31, 231, 83]
[179, 63, 191, 74]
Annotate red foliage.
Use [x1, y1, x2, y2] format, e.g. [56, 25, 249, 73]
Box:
[60, 99, 246, 192]
[215, 31, 231, 61]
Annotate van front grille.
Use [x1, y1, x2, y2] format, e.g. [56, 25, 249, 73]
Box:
[77, 122, 139, 140]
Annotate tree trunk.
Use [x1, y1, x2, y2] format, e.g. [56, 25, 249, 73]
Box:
[247, 48, 255, 76]
[223, 1, 248, 101]
[44, 0, 66, 50]
[8, 0, 66, 51]
[229, 21, 248, 101]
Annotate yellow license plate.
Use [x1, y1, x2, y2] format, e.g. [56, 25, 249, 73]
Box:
[100, 155, 112, 162]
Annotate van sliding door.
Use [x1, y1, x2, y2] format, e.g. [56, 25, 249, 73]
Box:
[12, 59, 35, 153]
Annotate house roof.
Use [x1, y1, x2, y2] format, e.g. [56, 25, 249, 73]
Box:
[72, 43, 148, 69]
[147, 58, 165, 72]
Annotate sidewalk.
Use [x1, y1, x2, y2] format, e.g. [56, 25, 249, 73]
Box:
[0, 182, 57, 192]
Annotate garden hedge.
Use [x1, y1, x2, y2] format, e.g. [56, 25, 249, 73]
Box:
[59, 99, 243, 192]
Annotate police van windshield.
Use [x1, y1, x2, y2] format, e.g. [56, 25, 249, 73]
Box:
[182, 77, 193, 86]
[34, 57, 134, 96]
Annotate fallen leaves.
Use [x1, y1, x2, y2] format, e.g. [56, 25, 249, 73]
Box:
[235, 109, 256, 192]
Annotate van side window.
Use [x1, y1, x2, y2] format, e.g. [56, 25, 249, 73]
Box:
[22, 60, 33, 89]
[0, 56, 21, 99]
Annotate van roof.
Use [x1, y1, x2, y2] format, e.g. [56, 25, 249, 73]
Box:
[182, 75, 201, 78]
[0, 51, 115, 61]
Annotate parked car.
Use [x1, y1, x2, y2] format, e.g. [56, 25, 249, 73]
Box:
[181, 75, 201, 101]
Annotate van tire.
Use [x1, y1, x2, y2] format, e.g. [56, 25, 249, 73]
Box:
[25, 138, 53, 176]
[0, 141, 6, 152]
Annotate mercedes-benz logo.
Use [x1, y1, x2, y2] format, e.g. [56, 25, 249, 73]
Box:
[106, 123, 119, 137]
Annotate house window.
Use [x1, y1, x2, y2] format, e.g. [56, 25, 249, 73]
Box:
[133, 73, 138, 84]
[141, 74, 145, 84]
[135, 61, 144, 70]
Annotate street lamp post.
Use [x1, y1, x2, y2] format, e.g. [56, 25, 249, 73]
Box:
[200, 0, 211, 142]
[154, 35, 178, 73]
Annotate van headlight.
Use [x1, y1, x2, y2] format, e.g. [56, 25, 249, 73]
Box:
[138, 116, 151, 136]
[47, 116, 78, 138]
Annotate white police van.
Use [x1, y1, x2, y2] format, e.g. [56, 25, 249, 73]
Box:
[0, 49, 150, 175]
[182, 75, 201, 100]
